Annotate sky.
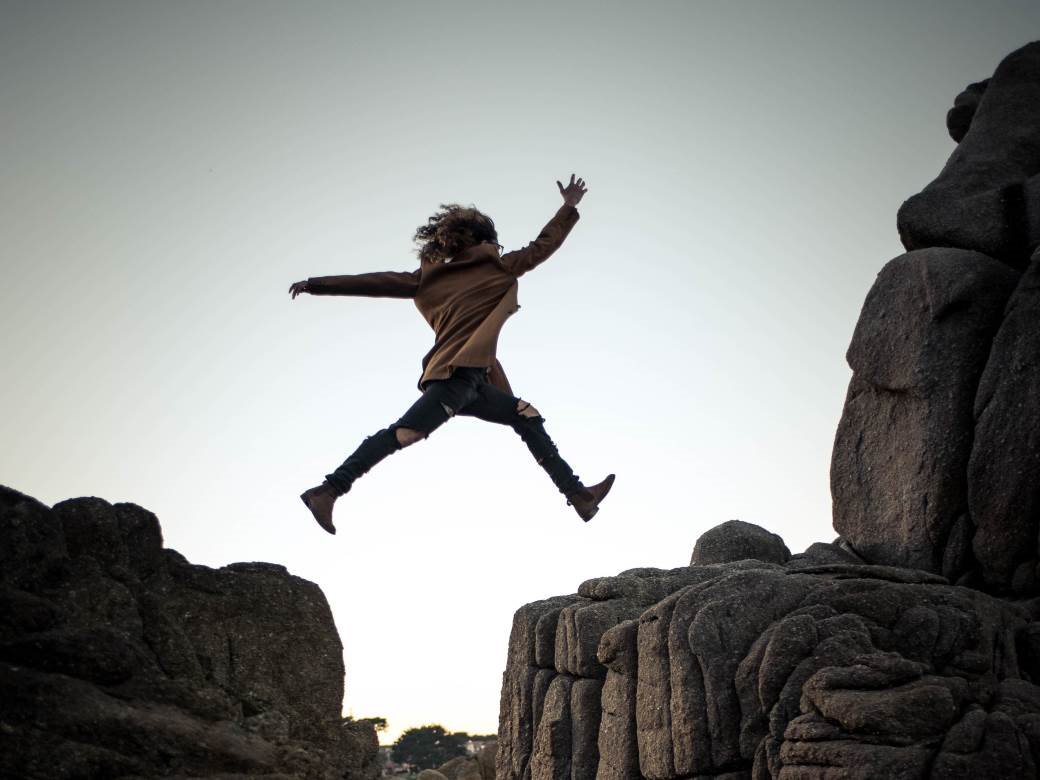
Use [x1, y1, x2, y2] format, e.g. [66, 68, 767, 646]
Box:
[3, 0, 1039, 745]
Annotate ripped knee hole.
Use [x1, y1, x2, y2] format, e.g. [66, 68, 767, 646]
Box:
[517, 400, 540, 418]
[395, 427, 426, 447]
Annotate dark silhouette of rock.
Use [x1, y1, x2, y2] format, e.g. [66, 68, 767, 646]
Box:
[946, 79, 988, 143]
[830, 247, 1018, 575]
[0, 485, 379, 779]
[970, 247, 1040, 593]
[690, 519, 791, 566]
[898, 42, 1040, 268]
[498, 40, 1040, 780]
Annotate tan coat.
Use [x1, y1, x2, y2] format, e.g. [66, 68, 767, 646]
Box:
[306, 204, 580, 394]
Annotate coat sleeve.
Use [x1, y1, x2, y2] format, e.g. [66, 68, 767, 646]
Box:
[498, 205, 580, 277]
[306, 269, 421, 298]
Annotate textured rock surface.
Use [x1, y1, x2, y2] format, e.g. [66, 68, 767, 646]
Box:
[834, 40, 1040, 589]
[0, 485, 379, 780]
[898, 42, 1040, 268]
[969, 248, 1040, 593]
[830, 247, 1018, 575]
[499, 40, 1040, 780]
[691, 520, 791, 566]
[497, 545, 1040, 780]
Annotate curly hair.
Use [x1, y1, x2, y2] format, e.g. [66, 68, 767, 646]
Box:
[413, 203, 500, 264]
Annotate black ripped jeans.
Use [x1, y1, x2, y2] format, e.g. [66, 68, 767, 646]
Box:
[324, 367, 582, 498]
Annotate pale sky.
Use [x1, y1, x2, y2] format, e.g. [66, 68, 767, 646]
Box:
[3, 0, 1039, 745]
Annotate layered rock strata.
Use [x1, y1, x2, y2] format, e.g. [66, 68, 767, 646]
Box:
[0, 485, 379, 779]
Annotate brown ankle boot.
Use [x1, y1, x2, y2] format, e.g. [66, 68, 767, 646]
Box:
[300, 482, 339, 535]
[566, 474, 615, 522]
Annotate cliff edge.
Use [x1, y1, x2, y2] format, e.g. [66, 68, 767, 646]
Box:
[0, 485, 379, 780]
[497, 41, 1040, 780]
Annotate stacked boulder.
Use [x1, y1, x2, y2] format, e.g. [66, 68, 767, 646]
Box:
[497, 41, 1040, 780]
[0, 485, 380, 779]
[835, 39, 1040, 592]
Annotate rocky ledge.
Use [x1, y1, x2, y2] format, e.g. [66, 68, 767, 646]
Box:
[498, 532, 1040, 780]
[497, 41, 1040, 780]
[0, 485, 378, 780]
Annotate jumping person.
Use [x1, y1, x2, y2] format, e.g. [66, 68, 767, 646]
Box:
[289, 174, 614, 534]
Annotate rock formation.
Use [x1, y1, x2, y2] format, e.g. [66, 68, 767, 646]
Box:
[497, 41, 1040, 780]
[897, 43, 1040, 269]
[830, 248, 1018, 576]
[436, 743, 497, 780]
[0, 485, 379, 779]
[835, 40, 1040, 589]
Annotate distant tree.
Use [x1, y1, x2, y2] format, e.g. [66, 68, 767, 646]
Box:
[391, 724, 467, 769]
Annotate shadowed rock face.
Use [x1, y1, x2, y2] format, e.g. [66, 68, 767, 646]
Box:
[898, 41, 1040, 268]
[0, 485, 379, 780]
[832, 40, 1040, 591]
[969, 251, 1040, 592]
[830, 247, 1019, 576]
[498, 39, 1040, 780]
[946, 79, 988, 143]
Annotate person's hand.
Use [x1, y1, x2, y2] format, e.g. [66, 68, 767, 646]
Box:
[557, 173, 587, 207]
[289, 280, 310, 299]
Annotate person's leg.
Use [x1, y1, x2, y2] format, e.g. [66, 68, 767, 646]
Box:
[458, 381, 583, 498]
[460, 379, 615, 519]
[302, 371, 483, 533]
[325, 372, 482, 494]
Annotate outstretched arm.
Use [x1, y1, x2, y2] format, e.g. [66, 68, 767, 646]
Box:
[289, 269, 421, 299]
[499, 174, 588, 277]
